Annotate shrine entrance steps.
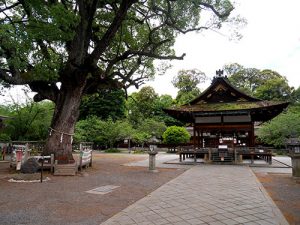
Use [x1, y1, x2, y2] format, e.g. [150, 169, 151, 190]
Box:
[212, 152, 234, 163]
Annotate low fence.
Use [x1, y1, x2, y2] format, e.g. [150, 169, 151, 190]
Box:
[177, 146, 275, 164]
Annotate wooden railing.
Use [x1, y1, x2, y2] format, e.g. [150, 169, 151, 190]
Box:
[177, 146, 274, 164]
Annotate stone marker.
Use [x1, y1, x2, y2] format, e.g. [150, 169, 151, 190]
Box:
[21, 158, 40, 174]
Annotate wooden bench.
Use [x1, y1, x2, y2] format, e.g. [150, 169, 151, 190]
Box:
[53, 149, 93, 175]
[54, 161, 77, 176]
[78, 149, 92, 171]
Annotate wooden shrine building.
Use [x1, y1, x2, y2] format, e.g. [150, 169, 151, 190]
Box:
[164, 71, 289, 163]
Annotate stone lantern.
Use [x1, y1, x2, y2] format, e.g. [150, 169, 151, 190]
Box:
[286, 137, 300, 178]
[148, 145, 158, 172]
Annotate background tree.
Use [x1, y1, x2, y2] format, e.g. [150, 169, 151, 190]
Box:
[291, 87, 300, 104]
[257, 106, 300, 147]
[172, 69, 206, 105]
[224, 64, 293, 101]
[132, 132, 151, 149]
[137, 118, 166, 139]
[127, 87, 181, 126]
[126, 87, 158, 126]
[0, 0, 236, 162]
[2, 101, 54, 141]
[153, 94, 183, 126]
[254, 76, 292, 101]
[134, 86, 158, 118]
[224, 64, 260, 94]
[74, 116, 106, 145]
[75, 116, 134, 149]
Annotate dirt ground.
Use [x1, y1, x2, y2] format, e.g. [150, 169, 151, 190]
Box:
[0, 153, 186, 225]
[1, 154, 300, 225]
[255, 172, 300, 225]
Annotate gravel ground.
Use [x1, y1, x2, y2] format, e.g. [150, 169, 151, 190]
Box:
[255, 172, 300, 225]
[1, 154, 299, 225]
[0, 153, 186, 225]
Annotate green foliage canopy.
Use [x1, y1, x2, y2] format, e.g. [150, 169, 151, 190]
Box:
[127, 86, 181, 126]
[0, 0, 238, 156]
[1, 0, 237, 98]
[162, 126, 190, 145]
[1, 101, 54, 141]
[79, 88, 126, 120]
[75, 116, 132, 148]
[172, 69, 206, 105]
[257, 106, 300, 147]
[224, 63, 293, 101]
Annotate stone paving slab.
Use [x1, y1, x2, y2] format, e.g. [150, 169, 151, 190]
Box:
[101, 165, 289, 225]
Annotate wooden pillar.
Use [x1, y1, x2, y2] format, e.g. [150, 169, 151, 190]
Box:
[193, 124, 196, 149]
[249, 122, 255, 147]
[198, 130, 201, 149]
[200, 131, 203, 148]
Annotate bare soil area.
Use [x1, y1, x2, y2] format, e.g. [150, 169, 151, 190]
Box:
[0, 153, 186, 225]
[255, 172, 300, 225]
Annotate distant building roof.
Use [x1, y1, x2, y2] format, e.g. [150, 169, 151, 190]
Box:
[164, 74, 289, 123]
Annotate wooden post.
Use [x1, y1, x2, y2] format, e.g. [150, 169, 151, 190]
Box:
[234, 148, 237, 164]
[40, 154, 44, 183]
[79, 151, 83, 171]
[50, 154, 54, 174]
[193, 123, 196, 148]
[204, 153, 208, 162]
[89, 150, 93, 167]
[198, 130, 201, 149]
[54, 159, 57, 174]
[239, 154, 243, 163]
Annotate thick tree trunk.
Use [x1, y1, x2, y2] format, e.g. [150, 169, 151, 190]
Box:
[44, 82, 85, 164]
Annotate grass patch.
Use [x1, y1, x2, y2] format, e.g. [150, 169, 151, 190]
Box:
[132, 149, 146, 154]
[105, 148, 121, 153]
[274, 150, 288, 156]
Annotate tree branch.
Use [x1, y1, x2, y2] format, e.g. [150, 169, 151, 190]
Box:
[29, 81, 59, 102]
[66, 0, 99, 68]
[89, 0, 137, 66]
[0, 1, 21, 13]
[0, 69, 26, 85]
[199, 2, 233, 19]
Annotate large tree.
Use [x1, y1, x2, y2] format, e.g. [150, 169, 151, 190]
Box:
[0, 0, 236, 162]
[172, 69, 206, 104]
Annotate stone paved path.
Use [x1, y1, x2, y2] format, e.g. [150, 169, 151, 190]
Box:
[101, 165, 288, 225]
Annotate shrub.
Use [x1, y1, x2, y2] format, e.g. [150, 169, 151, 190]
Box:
[162, 126, 190, 146]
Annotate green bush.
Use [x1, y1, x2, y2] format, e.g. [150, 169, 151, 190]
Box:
[0, 133, 11, 142]
[162, 126, 190, 146]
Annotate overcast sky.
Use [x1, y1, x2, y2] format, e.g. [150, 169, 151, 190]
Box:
[139, 0, 300, 97]
[1, 0, 300, 104]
